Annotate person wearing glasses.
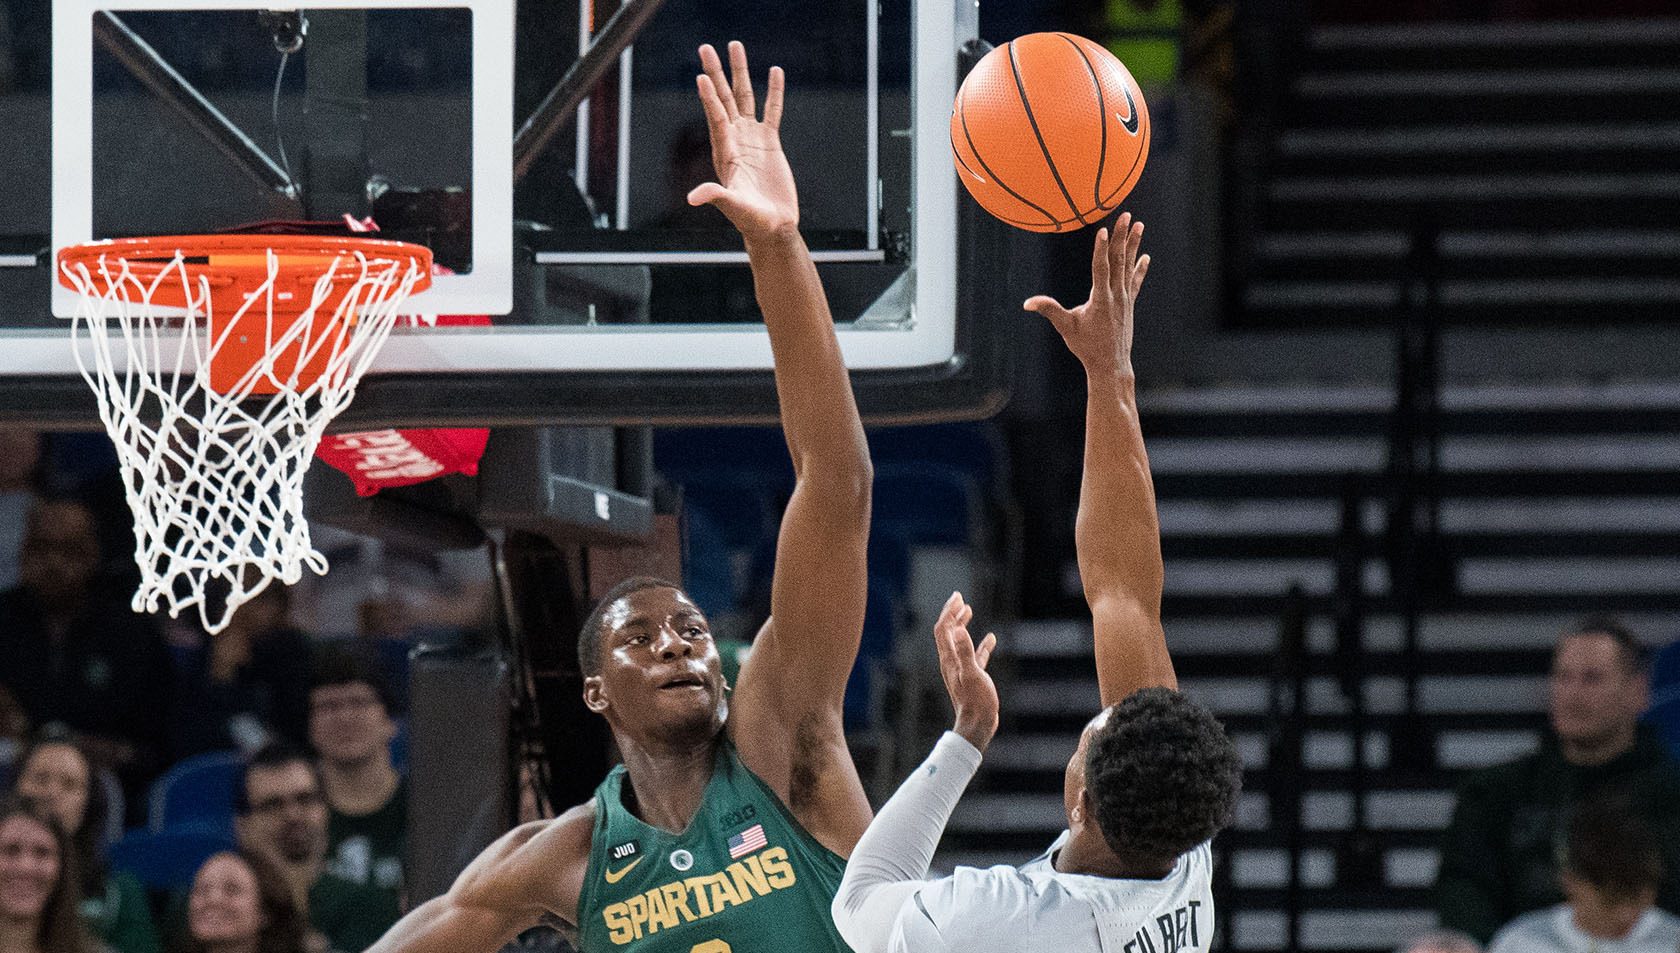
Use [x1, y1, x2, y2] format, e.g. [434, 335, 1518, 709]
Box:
[233, 744, 399, 953]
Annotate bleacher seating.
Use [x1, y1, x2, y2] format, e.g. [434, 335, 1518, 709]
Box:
[107, 821, 236, 891]
[147, 750, 242, 834]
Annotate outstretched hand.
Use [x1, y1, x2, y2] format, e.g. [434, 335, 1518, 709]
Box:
[688, 41, 799, 242]
[933, 592, 999, 753]
[1023, 212, 1150, 377]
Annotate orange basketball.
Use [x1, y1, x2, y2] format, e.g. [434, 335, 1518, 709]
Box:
[950, 33, 1151, 233]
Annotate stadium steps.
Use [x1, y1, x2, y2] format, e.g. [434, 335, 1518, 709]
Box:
[1238, 17, 1680, 326]
[948, 382, 1680, 951]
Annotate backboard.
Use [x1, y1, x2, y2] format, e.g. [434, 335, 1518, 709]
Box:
[0, 0, 1012, 428]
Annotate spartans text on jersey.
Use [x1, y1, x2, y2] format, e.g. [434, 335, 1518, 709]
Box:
[600, 847, 797, 944]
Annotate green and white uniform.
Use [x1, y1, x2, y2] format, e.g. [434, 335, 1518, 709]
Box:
[577, 740, 853, 953]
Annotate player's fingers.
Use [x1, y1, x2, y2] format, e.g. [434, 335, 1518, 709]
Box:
[976, 633, 997, 669]
[1090, 227, 1111, 295]
[1133, 253, 1151, 295]
[686, 182, 729, 208]
[1125, 220, 1145, 274]
[764, 66, 785, 130]
[698, 45, 738, 120]
[727, 41, 756, 119]
[1023, 296, 1075, 333]
[936, 590, 963, 627]
[695, 75, 733, 142]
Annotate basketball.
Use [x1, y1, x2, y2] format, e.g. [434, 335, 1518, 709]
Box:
[950, 33, 1151, 233]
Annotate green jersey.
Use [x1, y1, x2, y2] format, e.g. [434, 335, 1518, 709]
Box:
[576, 741, 853, 953]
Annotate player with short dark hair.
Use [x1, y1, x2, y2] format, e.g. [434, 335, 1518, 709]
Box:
[831, 218, 1242, 953]
[366, 41, 874, 953]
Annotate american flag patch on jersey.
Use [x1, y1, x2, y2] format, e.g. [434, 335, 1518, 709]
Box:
[727, 824, 767, 859]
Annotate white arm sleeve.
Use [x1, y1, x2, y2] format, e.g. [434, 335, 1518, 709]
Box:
[830, 732, 984, 953]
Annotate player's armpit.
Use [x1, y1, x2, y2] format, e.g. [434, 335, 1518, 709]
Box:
[1090, 592, 1177, 709]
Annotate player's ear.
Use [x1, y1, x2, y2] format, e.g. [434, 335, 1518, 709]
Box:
[583, 675, 609, 714]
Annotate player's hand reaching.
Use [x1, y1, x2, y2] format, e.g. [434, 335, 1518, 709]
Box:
[689, 41, 799, 242]
[1023, 212, 1150, 378]
[933, 591, 999, 753]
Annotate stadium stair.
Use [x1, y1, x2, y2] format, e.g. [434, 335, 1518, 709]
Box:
[1236, 17, 1680, 328]
[947, 381, 1680, 953]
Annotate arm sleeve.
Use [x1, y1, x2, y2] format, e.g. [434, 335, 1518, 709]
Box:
[830, 732, 984, 953]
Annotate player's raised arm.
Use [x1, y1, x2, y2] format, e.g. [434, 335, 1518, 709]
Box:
[1025, 214, 1173, 706]
[687, 42, 873, 845]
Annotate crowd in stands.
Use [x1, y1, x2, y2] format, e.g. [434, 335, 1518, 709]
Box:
[7, 421, 1680, 953]
[1398, 618, 1680, 952]
[0, 428, 454, 953]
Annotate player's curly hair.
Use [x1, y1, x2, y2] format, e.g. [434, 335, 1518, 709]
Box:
[1085, 687, 1243, 865]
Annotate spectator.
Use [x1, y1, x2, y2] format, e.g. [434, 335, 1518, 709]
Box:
[11, 737, 159, 953]
[1436, 617, 1680, 943]
[1399, 932, 1480, 953]
[308, 652, 405, 910]
[231, 744, 397, 953]
[0, 428, 45, 592]
[169, 587, 312, 757]
[0, 795, 93, 953]
[179, 851, 307, 953]
[0, 498, 175, 813]
[1487, 795, 1680, 953]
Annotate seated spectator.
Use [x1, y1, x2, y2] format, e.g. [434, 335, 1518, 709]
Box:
[0, 498, 175, 815]
[169, 587, 312, 757]
[179, 851, 307, 953]
[1399, 932, 1480, 953]
[1436, 617, 1680, 943]
[232, 744, 397, 953]
[0, 795, 93, 953]
[12, 736, 159, 953]
[308, 653, 405, 910]
[1488, 795, 1680, 953]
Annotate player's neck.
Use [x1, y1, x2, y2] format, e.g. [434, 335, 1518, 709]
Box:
[1057, 833, 1172, 880]
[618, 736, 721, 835]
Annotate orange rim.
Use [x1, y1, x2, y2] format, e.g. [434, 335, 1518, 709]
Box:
[55, 234, 434, 312]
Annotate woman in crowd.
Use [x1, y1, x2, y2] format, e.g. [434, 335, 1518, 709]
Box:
[0, 796, 92, 953]
[11, 738, 158, 953]
[178, 852, 306, 953]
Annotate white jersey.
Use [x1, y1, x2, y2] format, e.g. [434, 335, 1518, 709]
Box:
[1488, 905, 1680, 953]
[887, 833, 1215, 953]
[831, 732, 1217, 953]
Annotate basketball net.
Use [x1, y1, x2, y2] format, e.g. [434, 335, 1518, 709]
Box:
[58, 239, 430, 634]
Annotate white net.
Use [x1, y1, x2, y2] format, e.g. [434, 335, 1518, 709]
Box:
[58, 244, 428, 635]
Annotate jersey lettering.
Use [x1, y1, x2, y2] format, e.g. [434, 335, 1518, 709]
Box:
[599, 847, 802, 945]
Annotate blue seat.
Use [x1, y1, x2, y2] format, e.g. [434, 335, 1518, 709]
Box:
[108, 823, 236, 891]
[148, 750, 242, 833]
[872, 461, 981, 547]
[868, 423, 1008, 491]
[680, 470, 780, 552]
[844, 580, 901, 730]
[1647, 641, 1680, 758]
